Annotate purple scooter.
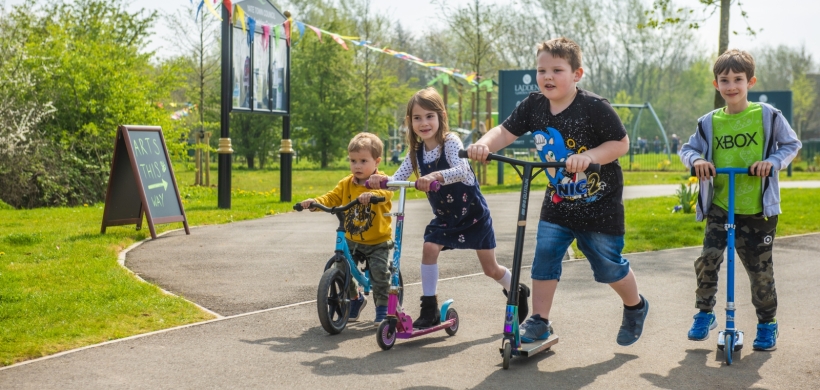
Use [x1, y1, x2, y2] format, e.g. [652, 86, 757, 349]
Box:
[367, 179, 459, 350]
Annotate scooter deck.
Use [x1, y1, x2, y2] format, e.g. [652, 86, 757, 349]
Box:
[499, 334, 559, 357]
[397, 319, 457, 339]
[717, 330, 744, 352]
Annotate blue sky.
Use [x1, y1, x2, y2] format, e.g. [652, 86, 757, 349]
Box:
[4, 0, 819, 68]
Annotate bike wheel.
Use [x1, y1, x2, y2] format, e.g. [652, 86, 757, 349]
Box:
[724, 333, 734, 365]
[444, 307, 459, 336]
[377, 320, 396, 350]
[317, 268, 349, 335]
[502, 341, 512, 370]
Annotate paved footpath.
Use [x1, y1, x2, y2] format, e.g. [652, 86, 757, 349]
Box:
[1, 183, 819, 389]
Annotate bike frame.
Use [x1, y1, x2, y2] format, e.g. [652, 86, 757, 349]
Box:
[325, 228, 371, 297]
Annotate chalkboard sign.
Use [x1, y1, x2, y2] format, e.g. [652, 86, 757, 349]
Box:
[101, 125, 190, 239]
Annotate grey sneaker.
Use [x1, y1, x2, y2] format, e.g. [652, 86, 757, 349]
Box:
[519, 314, 553, 343]
[617, 295, 649, 346]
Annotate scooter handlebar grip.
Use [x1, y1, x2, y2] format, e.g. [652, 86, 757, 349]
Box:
[415, 181, 441, 192]
[365, 180, 389, 189]
[293, 203, 304, 211]
[747, 167, 774, 177]
[458, 150, 467, 158]
[690, 167, 696, 177]
[587, 163, 601, 174]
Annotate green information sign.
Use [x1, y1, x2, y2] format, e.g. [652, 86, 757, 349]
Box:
[101, 125, 189, 239]
[499, 69, 538, 149]
[748, 91, 792, 124]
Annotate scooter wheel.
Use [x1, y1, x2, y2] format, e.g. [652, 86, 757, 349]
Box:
[502, 341, 512, 370]
[724, 333, 734, 365]
[444, 307, 459, 336]
[377, 320, 396, 350]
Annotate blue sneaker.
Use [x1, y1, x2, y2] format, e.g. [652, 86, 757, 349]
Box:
[519, 314, 552, 343]
[753, 319, 778, 350]
[348, 294, 367, 322]
[688, 311, 717, 341]
[374, 305, 388, 322]
[617, 295, 649, 346]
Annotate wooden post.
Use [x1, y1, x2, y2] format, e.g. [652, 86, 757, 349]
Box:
[204, 131, 211, 186]
[195, 132, 201, 186]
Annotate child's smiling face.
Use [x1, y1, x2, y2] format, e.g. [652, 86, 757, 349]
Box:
[713, 69, 757, 114]
[410, 104, 441, 148]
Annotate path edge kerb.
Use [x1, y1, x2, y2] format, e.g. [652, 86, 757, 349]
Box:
[116, 226, 223, 319]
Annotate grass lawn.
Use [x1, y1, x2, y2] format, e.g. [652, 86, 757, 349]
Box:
[1, 159, 818, 366]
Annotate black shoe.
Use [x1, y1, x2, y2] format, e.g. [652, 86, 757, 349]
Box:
[412, 295, 440, 329]
[503, 283, 530, 324]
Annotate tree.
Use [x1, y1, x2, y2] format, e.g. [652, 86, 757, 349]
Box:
[0, 4, 57, 208]
[642, 0, 759, 109]
[290, 12, 361, 168]
[435, 0, 506, 127]
[9, 0, 185, 207]
[163, 2, 222, 142]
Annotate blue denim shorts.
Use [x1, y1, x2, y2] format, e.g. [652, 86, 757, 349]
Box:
[532, 220, 631, 283]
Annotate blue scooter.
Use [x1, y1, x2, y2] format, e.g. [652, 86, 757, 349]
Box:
[691, 166, 773, 365]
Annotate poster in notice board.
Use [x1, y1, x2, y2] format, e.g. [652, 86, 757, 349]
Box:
[101, 125, 190, 239]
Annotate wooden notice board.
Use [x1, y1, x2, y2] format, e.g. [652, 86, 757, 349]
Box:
[101, 125, 190, 239]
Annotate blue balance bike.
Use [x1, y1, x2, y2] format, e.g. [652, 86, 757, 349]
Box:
[367, 180, 459, 350]
[294, 196, 404, 335]
[460, 150, 599, 369]
[690, 166, 773, 365]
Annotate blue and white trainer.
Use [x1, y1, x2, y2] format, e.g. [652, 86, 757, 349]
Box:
[519, 314, 553, 343]
[752, 319, 778, 351]
[688, 311, 717, 341]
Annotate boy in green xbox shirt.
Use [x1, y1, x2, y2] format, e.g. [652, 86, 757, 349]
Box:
[679, 49, 801, 351]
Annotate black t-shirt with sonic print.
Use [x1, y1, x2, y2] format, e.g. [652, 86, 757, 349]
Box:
[502, 88, 627, 235]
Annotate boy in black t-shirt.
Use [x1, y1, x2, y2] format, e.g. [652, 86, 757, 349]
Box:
[466, 37, 648, 346]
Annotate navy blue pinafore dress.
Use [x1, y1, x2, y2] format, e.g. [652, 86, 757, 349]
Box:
[418, 146, 496, 250]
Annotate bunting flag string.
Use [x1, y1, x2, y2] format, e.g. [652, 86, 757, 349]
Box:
[218, 1, 482, 85]
[203, 0, 222, 21]
[261, 25, 270, 51]
[235, 5, 246, 33]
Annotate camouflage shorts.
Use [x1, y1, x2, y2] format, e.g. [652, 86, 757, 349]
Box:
[694, 205, 778, 322]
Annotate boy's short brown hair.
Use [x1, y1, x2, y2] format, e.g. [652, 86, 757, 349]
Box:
[537, 37, 582, 71]
[348, 132, 383, 159]
[713, 49, 755, 80]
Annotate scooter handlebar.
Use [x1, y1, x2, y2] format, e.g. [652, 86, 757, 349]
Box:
[365, 179, 441, 192]
[293, 196, 386, 212]
[458, 149, 601, 173]
[689, 167, 774, 177]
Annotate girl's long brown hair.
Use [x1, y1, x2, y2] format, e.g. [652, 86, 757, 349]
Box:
[404, 87, 450, 178]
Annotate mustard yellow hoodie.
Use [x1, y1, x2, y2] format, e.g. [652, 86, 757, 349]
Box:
[312, 172, 393, 245]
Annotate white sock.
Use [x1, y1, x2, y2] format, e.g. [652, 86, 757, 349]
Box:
[496, 267, 512, 291]
[421, 263, 438, 296]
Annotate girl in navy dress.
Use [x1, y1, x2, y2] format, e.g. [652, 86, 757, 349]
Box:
[370, 87, 530, 328]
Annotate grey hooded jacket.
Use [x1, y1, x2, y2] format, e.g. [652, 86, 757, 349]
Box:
[679, 103, 801, 222]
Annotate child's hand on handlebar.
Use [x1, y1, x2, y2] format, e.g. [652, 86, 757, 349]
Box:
[750, 160, 773, 177]
[692, 159, 716, 180]
[367, 174, 389, 189]
[416, 174, 439, 192]
[299, 198, 316, 210]
[465, 144, 490, 163]
[565, 154, 593, 173]
[357, 192, 374, 205]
